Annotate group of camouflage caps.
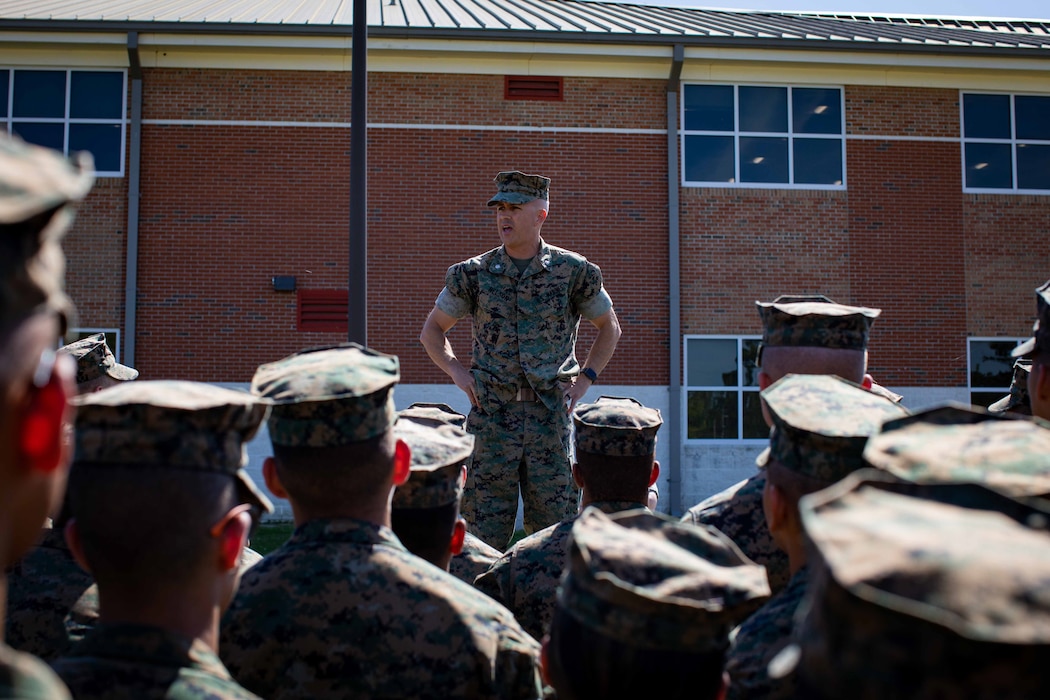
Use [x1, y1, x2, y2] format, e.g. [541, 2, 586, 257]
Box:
[3, 133, 1050, 700]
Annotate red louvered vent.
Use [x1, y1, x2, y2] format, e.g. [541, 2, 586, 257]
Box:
[504, 76, 563, 101]
[297, 290, 349, 333]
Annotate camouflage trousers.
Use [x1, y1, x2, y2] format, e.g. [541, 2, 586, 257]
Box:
[463, 399, 577, 550]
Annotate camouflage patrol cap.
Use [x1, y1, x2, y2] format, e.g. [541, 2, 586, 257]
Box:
[72, 380, 273, 513]
[251, 343, 399, 448]
[397, 402, 467, 429]
[863, 403, 1050, 498]
[573, 396, 663, 457]
[989, 360, 1032, 416]
[1012, 279, 1050, 359]
[558, 508, 771, 653]
[770, 473, 1050, 699]
[756, 374, 908, 483]
[58, 333, 139, 384]
[0, 135, 93, 329]
[391, 418, 473, 509]
[487, 171, 550, 206]
[756, 295, 880, 363]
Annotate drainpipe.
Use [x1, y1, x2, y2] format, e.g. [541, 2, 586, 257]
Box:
[123, 32, 142, 366]
[666, 44, 684, 515]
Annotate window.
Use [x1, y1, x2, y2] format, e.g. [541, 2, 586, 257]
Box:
[685, 336, 766, 441]
[1, 68, 126, 176]
[968, 337, 1025, 408]
[962, 92, 1050, 193]
[681, 84, 845, 189]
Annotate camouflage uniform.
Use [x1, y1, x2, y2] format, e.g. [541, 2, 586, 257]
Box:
[51, 624, 260, 700]
[725, 374, 906, 700]
[435, 172, 614, 548]
[0, 135, 95, 700]
[770, 474, 1050, 699]
[988, 359, 1032, 416]
[475, 396, 662, 640]
[863, 403, 1050, 498]
[450, 532, 502, 585]
[1011, 279, 1050, 362]
[57, 332, 137, 385]
[4, 528, 97, 661]
[683, 295, 882, 595]
[222, 344, 544, 699]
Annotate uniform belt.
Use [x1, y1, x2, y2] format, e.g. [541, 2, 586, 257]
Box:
[515, 386, 538, 402]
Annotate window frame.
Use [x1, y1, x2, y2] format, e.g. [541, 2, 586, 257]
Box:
[960, 90, 1050, 195]
[1, 67, 127, 178]
[680, 82, 847, 191]
[966, 336, 1026, 408]
[65, 328, 122, 362]
[683, 334, 766, 445]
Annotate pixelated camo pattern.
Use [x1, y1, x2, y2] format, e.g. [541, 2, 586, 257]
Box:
[398, 402, 467, 429]
[52, 624, 260, 699]
[761, 374, 908, 483]
[757, 300, 880, 352]
[58, 333, 137, 384]
[449, 532, 502, 585]
[793, 476, 1050, 698]
[863, 404, 1050, 498]
[392, 419, 472, 508]
[560, 508, 771, 653]
[252, 344, 399, 447]
[683, 473, 792, 593]
[573, 396, 662, 457]
[473, 500, 645, 642]
[1013, 280, 1050, 359]
[988, 360, 1032, 415]
[724, 567, 808, 700]
[439, 240, 610, 414]
[0, 642, 72, 699]
[220, 518, 543, 699]
[487, 171, 550, 206]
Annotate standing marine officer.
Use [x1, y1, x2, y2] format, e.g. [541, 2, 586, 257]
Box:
[420, 171, 621, 549]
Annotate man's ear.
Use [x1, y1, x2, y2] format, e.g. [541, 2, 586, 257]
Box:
[20, 355, 74, 475]
[393, 439, 411, 486]
[63, 519, 91, 574]
[648, 460, 660, 487]
[571, 462, 584, 490]
[262, 457, 289, 500]
[758, 371, 774, 391]
[861, 373, 874, 390]
[539, 635, 552, 687]
[535, 207, 548, 226]
[765, 480, 790, 534]
[449, 517, 467, 556]
[216, 507, 251, 572]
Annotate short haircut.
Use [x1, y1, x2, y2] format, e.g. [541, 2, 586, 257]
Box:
[390, 501, 460, 566]
[760, 346, 867, 385]
[67, 464, 238, 592]
[271, 429, 395, 513]
[545, 603, 725, 700]
[574, 452, 653, 503]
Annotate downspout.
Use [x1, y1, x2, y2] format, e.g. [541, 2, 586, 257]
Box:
[123, 32, 142, 366]
[666, 44, 684, 515]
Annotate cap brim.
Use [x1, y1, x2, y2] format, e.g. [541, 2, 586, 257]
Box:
[767, 642, 801, 681]
[986, 394, 1012, 414]
[1011, 336, 1036, 359]
[236, 470, 274, 514]
[487, 192, 536, 206]
[755, 446, 771, 469]
[105, 363, 139, 381]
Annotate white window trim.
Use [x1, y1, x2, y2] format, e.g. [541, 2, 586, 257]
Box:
[680, 82, 846, 191]
[3, 68, 128, 178]
[683, 334, 766, 445]
[960, 90, 1050, 196]
[68, 327, 122, 363]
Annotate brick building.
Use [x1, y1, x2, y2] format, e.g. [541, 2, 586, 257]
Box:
[2, 0, 1047, 517]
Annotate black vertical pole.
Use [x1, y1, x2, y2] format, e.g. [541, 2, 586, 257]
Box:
[348, 0, 368, 344]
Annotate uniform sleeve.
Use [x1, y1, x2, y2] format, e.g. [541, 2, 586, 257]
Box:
[436, 263, 475, 319]
[473, 556, 513, 609]
[572, 261, 613, 320]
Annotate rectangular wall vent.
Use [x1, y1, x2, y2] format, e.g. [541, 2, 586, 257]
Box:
[504, 76, 563, 101]
[297, 289, 349, 333]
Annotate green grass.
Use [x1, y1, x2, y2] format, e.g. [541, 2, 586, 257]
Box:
[507, 529, 528, 548]
[250, 521, 295, 555]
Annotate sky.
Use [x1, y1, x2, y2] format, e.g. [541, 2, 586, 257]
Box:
[628, 0, 1050, 21]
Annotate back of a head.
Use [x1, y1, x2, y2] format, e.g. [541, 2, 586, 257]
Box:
[547, 508, 771, 700]
[772, 472, 1050, 700]
[252, 343, 401, 514]
[69, 381, 271, 596]
[572, 396, 662, 503]
[756, 295, 880, 385]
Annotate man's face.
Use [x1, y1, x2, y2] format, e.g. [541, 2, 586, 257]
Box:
[493, 200, 545, 252]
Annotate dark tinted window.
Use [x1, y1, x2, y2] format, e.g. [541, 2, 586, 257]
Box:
[70, 124, 121, 172]
[70, 72, 124, 119]
[13, 122, 63, 152]
[964, 143, 1012, 189]
[685, 135, 734, 183]
[794, 138, 843, 185]
[1017, 144, 1050, 191]
[963, 93, 1011, 139]
[684, 85, 734, 132]
[13, 71, 66, 118]
[792, 88, 842, 135]
[740, 137, 788, 183]
[739, 86, 787, 133]
[1015, 96, 1050, 140]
